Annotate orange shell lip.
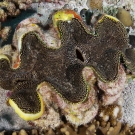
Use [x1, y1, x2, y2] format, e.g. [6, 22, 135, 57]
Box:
[12, 55, 20, 69]
[64, 9, 82, 21]
[52, 9, 82, 38]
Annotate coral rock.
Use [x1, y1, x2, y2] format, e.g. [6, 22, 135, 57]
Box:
[122, 79, 135, 126]
[19, 129, 28, 135]
[98, 65, 126, 105]
[97, 104, 122, 127]
[0, 25, 11, 41]
[88, 0, 103, 10]
[0, 8, 7, 22]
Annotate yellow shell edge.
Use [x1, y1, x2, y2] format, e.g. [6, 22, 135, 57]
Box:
[8, 92, 44, 121]
[52, 10, 74, 28]
[105, 14, 119, 22]
[0, 54, 10, 62]
[98, 14, 119, 23]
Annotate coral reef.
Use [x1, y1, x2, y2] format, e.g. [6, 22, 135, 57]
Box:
[103, 5, 118, 17]
[0, 1, 20, 21]
[30, 1, 66, 25]
[104, 0, 120, 5]
[0, 120, 135, 135]
[0, 0, 65, 22]
[97, 104, 122, 127]
[0, 0, 67, 43]
[65, 0, 88, 13]
[1, 0, 135, 133]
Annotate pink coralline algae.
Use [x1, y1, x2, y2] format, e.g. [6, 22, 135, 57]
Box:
[98, 65, 127, 105]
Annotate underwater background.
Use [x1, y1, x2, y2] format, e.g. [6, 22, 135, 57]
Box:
[0, 0, 135, 134]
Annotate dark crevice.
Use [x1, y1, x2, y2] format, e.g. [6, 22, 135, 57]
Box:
[120, 55, 128, 71]
[129, 35, 135, 48]
[13, 79, 26, 85]
[95, 81, 104, 101]
[76, 49, 84, 62]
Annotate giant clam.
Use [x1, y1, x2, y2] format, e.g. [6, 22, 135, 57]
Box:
[0, 9, 134, 124]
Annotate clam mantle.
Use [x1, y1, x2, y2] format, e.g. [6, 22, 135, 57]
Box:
[0, 9, 133, 122]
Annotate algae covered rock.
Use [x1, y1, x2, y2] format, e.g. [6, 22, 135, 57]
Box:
[116, 8, 133, 27]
